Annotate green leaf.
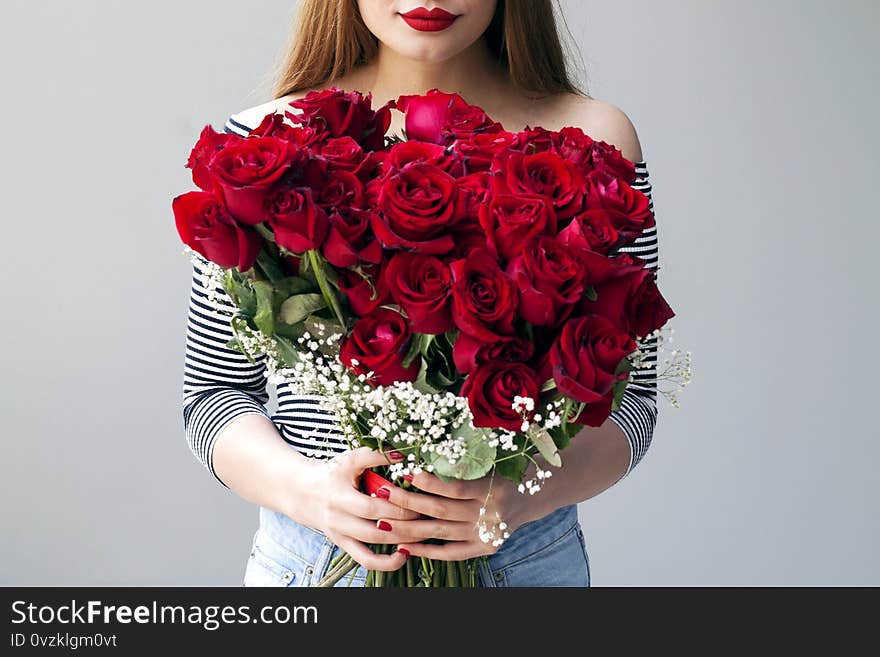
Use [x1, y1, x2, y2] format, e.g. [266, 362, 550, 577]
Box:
[252, 280, 276, 335]
[306, 250, 346, 327]
[541, 378, 557, 393]
[529, 427, 562, 467]
[614, 357, 635, 376]
[224, 271, 257, 317]
[495, 454, 529, 483]
[275, 276, 314, 298]
[273, 335, 302, 368]
[584, 285, 598, 301]
[549, 424, 573, 451]
[279, 293, 327, 325]
[611, 379, 628, 413]
[422, 422, 496, 480]
[402, 333, 431, 369]
[412, 360, 440, 394]
[256, 247, 285, 285]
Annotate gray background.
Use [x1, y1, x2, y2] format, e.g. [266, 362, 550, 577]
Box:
[1, 0, 877, 585]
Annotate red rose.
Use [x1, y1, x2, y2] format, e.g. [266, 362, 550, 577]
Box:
[208, 136, 299, 225]
[490, 149, 586, 221]
[506, 236, 586, 327]
[372, 161, 465, 254]
[250, 112, 322, 147]
[452, 333, 534, 375]
[450, 219, 489, 259]
[557, 208, 621, 256]
[384, 140, 464, 177]
[452, 130, 519, 173]
[286, 87, 392, 151]
[314, 136, 367, 173]
[457, 171, 492, 221]
[589, 140, 636, 184]
[173, 191, 262, 271]
[513, 126, 557, 154]
[312, 168, 366, 212]
[582, 254, 675, 338]
[478, 192, 557, 262]
[461, 362, 541, 431]
[554, 126, 595, 170]
[395, 88, 502, 145]
[321, 207, 382, 268]
[337, 263, 391, 316]
[340, 309, 421, 386]
[385, 252, 453, 335]
[585, 171, 653, 246]
[550, 314, 636, 426]
[186, 125, 236, 192]
[265, 184, 329, 253]
[450, 248, 518, 341]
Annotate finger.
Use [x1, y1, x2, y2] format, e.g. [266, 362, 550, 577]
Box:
[377, 518, 474, 542]
[338, 446, 405, 474]
[333, 535, 407, 572]
[395, 540, 493, 561]
[409, 471, 483, 500]
[341, 488, 421, 521]
[383, 486, 476, 521]
[338, 515, 425, 545]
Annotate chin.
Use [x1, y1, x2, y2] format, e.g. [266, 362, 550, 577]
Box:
[389, 35, 466, 63]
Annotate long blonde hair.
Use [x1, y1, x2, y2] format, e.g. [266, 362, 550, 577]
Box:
[270, 0, 587, 100]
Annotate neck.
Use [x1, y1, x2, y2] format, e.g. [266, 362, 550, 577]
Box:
[360, 38, 512, 108]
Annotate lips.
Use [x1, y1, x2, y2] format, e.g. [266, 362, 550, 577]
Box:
[399, 6, 459, 32]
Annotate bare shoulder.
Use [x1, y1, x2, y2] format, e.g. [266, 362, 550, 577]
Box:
[229, 90, 315, 131]
[546, 94, 644, 163]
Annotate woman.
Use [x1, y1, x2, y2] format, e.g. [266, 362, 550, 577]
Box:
[182, 0, 660, 587]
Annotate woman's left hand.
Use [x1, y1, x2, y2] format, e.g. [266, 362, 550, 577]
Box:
[379, 470, 544, 561]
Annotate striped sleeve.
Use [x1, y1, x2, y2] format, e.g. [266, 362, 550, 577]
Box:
[181, 251, 273, 486]
[606, 161, 660, 477]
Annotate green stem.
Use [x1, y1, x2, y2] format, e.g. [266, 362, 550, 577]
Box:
[306, 249, 346, 327]
[406, 558, 416, 587]
[317, 554, 357, 588]
[446, 560, 459, 587]
[254, 223, 276, 243]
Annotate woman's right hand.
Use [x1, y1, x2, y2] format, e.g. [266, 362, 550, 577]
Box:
[283, 447, 421, 572]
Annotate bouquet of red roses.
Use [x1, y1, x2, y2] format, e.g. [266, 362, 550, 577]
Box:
[173, 87, 685, 587]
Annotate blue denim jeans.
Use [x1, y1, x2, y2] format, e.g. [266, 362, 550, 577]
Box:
[242, 503, 591, 587]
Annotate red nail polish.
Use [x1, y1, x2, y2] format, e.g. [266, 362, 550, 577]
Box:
[403, 474, 414, 483]
[377, 520, 392, 532]
[389, 451, 404, 461]
[397, 547, 410, 559]
[376, 486, 391, 499]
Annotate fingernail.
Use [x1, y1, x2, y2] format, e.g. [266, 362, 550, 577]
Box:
[402, 474, 414, 483]
[377, 520, 392, 532]
[396, 547, 410, 559]
[376, 486, 391, 500]
[389, 451, 404, 461]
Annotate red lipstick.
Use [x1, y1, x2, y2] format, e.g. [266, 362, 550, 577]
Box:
[399, 6, 459, 32]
